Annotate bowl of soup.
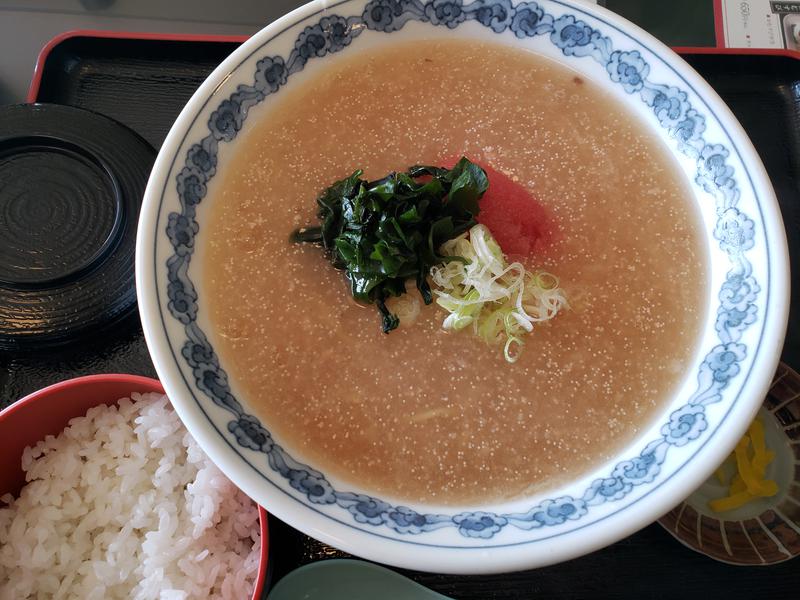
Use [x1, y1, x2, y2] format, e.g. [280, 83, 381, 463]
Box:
[136, 0, 789, 573]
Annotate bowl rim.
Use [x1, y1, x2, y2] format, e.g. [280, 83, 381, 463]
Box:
[135, 0, 790, 573]
[0, 374, 161, 415]
[0, 374, 269, 599]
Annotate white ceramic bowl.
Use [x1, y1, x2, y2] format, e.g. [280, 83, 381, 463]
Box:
[136, 0, 789, 574]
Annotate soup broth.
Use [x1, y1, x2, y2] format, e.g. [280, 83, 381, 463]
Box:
[203, 39, 707, 505]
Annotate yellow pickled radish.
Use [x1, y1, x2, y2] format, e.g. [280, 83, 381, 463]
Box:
[708, 417, 779, 513]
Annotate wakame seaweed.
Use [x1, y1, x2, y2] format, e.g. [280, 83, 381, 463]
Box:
[291, 157, 489, 333]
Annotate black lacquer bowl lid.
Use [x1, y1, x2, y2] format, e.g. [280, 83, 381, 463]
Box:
[0, 104, 155, 351]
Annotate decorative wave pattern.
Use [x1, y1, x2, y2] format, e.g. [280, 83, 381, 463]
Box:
[161, 0, 758, 540]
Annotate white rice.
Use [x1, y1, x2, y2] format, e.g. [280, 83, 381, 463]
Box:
[0, 393, 261, 600]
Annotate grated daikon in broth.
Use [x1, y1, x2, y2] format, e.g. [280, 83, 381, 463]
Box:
[202, 39, 707, 505]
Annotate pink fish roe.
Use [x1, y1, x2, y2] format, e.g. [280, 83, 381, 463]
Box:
[442, 158, 553, 258]
[475, 163, 554, 258]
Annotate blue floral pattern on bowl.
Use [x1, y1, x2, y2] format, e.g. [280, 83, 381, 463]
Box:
[156, 0, 768, 542]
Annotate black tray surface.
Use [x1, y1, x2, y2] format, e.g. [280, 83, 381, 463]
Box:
[34, 36, 241, 150]
[7, 36, 800, 599]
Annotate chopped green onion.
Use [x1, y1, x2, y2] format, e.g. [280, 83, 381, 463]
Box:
[430, 224, 567, 362]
